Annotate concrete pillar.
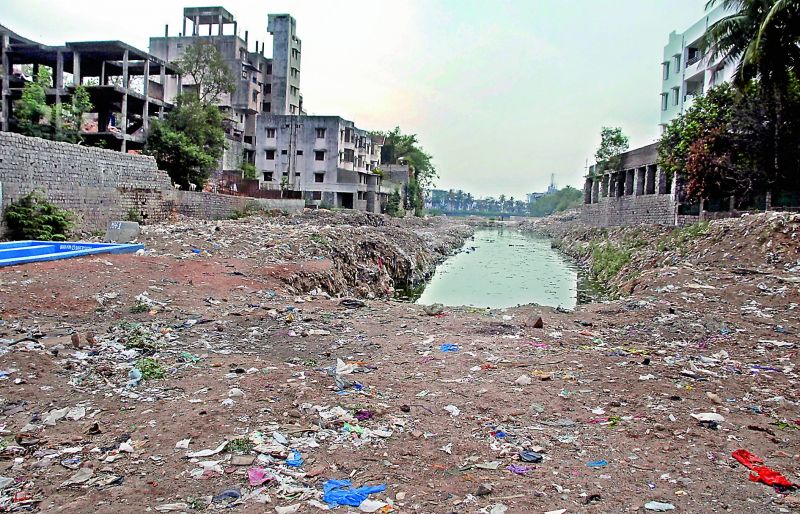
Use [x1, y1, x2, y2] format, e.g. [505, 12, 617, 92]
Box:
[142, 58, 150, 134]
[194, 16, 199, 36]
[591, 178, 599, 203]
[584, 178, 592, 204]
[159, 63, 166, 119]
[634, 167, 645, 196]
[656, 166, 667, 195]
[55, 51, 64, 89]
[121, 49, 129, 152]
[72, 51, 81, 86]
[604, 174, 612, 198]
[645, 165, 656, 194]
[100, 60, 106, 85]
[218, 15, 223, 35]
[624, 169, 634, 196]
[1, 34, 9, 132]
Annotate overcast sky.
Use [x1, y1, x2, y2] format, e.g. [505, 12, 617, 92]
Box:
[4, 0, 708, 197]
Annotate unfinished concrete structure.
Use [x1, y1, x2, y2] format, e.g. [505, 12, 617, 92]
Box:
[149, 7, 303, 171]
[0, 24, 178, 152]
[255, 115, 392, 212]
[581, 144, 681, 226]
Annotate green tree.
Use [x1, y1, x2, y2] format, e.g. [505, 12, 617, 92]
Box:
[14, 68, 93, 143]
[386, 188, 403, 217]
[594, 127, 629, 172]
[372, 127, 438, 216]
[175, 41, 236, 105]
[528, 186, 583, 217]
[241, 162, 257, 180]
[145, 42, 232, 188]
[15, 67, 52, 138]
[145, 97, 226, 188]
[705, 0, 800, 185]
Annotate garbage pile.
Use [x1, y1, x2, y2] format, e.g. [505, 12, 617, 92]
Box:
[1, 210, 799, 512]
[138, 210, 472, 299]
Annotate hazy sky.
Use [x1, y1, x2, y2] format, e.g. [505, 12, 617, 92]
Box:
[4, 0, 708, 197]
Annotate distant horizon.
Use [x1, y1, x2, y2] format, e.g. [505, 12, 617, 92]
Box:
[3, 0, 710, 196]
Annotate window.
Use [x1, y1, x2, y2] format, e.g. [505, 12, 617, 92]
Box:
[281, 149, 288, 155]
[357, 191, 366, 200]
[263, 171, 274, 181]
[661, 93, 669, 111]
[673, 54, 681, 71]
[282, 171, 289, 178]
[316, 128, 326, 139]
[252, 76, 257, 84]
[290, 86, 298, 96]
[252, 90, 258, 102]
[344, 149, 355, 163]
[291, 67, 299, 78]
[264, 83, 271, 94]
[344, 129, 353, 143]
[296, 150, 303, 156]
[662, 61, 670, 80]
[266, 149, 276, 160]
[314, 172, 325, 183]
[266, 64, 273, 75]
[672, 87, 680, 106]
[315, 150, 325, 161]
[311, 191, 322, 201]
[263, 102, 271, 113]
[266, 128, 276, 138]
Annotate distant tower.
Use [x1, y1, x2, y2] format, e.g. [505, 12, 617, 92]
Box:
[547, 173, 557, 193]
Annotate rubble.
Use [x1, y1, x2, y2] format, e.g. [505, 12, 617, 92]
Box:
[0, 211, 799, 511]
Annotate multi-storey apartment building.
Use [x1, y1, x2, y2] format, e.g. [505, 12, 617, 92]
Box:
[659, 3, 737, 131]
[254, 114, 391, 213]
[149, 7, 302, 170]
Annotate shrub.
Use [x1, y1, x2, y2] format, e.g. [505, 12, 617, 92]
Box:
[3, 190, 74, 241]
[135, 357, 166, 380]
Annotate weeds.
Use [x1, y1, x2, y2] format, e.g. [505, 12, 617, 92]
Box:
[227, 438, 254, 454]
[129, 300, 149, 313]
[656, 221, 710, 253]
[135, 357, 166, 380]
[589, 241, 632, 283]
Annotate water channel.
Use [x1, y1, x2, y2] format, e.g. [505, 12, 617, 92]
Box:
[413, 228, 586, 309]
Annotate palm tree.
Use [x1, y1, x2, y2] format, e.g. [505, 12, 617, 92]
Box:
[705, 0, 800, 88]
[704, 0, 800, 186]
[498, 194, 506, 213]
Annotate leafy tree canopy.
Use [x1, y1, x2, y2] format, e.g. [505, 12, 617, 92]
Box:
[145, 96, 226, 188]
[175, 41, 236, 105]
[528, 186, 583, 217]
[594, 127, 629, 172]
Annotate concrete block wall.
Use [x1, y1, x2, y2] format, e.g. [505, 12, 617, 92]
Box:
[581, 194, 677, 227]
[0, 132, 303, 236]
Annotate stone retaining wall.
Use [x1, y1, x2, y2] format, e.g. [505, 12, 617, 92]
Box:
[0, 132, 303, 235]
[581, 194, 677, 227]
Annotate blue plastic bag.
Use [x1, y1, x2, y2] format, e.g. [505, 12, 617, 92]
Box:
[286, 449, 304, 467]
[323, 479, 386, 507]
[440, 344, 459, 352]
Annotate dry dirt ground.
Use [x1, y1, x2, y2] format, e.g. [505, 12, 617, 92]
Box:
[1, 212, 799, 513]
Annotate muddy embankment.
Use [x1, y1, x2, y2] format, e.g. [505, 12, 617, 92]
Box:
[519, 210, 800, 297]
[139, 210, 473, 299]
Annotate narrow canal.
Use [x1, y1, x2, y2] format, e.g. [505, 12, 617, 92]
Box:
[414, 228, 581, 309]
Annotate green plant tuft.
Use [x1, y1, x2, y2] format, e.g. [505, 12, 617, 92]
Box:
[3, 190, 74, 241]
[135, 357, 166, 380]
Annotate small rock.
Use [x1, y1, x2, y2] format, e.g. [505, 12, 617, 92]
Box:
[475, 483, 493, 496]
[532, 317, 544, 329]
